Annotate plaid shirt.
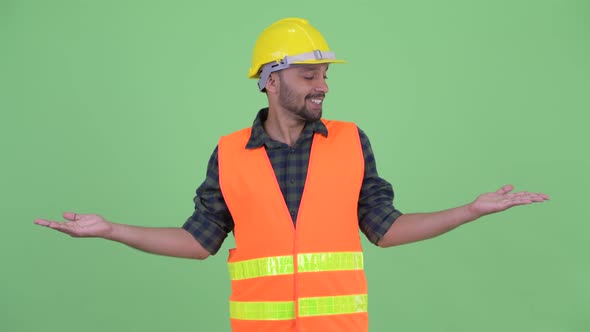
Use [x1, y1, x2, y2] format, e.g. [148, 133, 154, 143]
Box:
[183, 108, 402, 255]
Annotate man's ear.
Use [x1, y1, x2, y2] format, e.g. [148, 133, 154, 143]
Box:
[265, 72, 280, 94]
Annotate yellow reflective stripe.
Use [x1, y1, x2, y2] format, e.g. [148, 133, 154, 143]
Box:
[298, 252, 363, 273]
[299, 294, 368, 317]
[229, 294, 368, 320]
[228, 255, 294, 280]
[228, 252, 363, 280]
[230, 300, 295, 320]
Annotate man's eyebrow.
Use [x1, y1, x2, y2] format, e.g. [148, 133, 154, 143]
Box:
[295, 65, 328, 73]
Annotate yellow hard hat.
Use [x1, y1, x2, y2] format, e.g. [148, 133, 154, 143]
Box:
[249, 18, 345, 90]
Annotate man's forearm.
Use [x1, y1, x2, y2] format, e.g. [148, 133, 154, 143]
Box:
[106, 223, 210, 260]
[377, 204, 480, 248]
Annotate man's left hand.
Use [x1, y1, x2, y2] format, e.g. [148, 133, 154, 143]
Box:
[468, 184, 550, 218]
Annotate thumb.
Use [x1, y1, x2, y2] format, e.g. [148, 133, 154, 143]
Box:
[63, 212, 80, 221]
[495, 184, 514, 195]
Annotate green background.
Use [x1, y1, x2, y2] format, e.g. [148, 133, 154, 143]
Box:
[2, 0, 588, 331]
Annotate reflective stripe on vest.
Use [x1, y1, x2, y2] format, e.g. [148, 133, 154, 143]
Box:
[230, 294, 368, 320]
[228, 252, 364, 280]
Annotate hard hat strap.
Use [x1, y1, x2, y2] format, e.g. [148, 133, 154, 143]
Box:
[258, 61, 290, 91]
[257, 50, 337, 91]
[284, 50, 336, 65]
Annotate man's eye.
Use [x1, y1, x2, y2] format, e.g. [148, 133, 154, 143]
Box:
[303, 76, 327, 80]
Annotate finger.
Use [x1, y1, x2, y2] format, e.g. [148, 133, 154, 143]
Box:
[41, 221, 80, 236]
[63, 212, 80, 221]
[509, 191, 531, 197]
[509, 192, 548, 202]
[507, 191, 550, 200]
[496, 184, 514, 195]
[503, 198, 533, 208]
[35, 219, 62, 228]
[50, 222, 74, 232]
[528, 193, 549, 202]
[34, 219, 69, 231]
[34, 219, 52, 226]
[514, 193, 547, 204]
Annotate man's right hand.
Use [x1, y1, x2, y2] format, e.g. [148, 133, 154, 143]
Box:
[35, 212, 113, 238]
[34, 212, 210, 259]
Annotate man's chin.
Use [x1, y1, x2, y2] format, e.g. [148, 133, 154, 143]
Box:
[305, 114, 322, 122]
[305, 108, 322, 122]
[289, 107, 322, 122]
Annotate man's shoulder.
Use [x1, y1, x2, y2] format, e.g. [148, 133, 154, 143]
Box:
[321, 118, 361, 135]
[321, 118, 356, 126]
[226, 126, 253, 136]
[220, 126, 253, 143]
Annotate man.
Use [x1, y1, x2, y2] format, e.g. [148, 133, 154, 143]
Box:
[34, 18, 549, 332]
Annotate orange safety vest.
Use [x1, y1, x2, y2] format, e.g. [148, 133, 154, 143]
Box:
[218, 119, 368, 332]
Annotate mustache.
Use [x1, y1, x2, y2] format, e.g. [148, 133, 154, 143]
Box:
[306, 93, 325, 99]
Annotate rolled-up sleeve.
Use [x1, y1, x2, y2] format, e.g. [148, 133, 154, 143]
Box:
[357, 128, 403, 245]
[182, 146, 234, 255]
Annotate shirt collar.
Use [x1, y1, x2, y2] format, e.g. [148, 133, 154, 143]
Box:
[246, 108, 328, 149]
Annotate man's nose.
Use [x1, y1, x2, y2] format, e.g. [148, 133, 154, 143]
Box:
[315, 77, 329, 94]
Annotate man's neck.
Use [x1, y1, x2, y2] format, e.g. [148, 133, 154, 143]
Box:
[263, 107, 306, 147]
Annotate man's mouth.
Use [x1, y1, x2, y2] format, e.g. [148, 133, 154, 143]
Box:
[307, 94, 325, 106]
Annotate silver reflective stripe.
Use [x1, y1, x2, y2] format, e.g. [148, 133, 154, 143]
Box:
[230, 300, 295, 320]
[228, 255, 294, 280]
[283, 50, 337, 65]
[298, 252, 363, 273]
[299, 294, 368, 317]
[257, 50, 338, 90]
[229, 294, 368, 320]
[228, 252, 363, 280]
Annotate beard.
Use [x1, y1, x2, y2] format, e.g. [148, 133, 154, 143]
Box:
[278, 78, 324, 122]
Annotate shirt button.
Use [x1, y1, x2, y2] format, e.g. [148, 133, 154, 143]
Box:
[289, 179, 295, 184]
[289, 210, 295, 216]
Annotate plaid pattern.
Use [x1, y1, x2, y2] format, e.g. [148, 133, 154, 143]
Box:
[183, 108, 402, 255]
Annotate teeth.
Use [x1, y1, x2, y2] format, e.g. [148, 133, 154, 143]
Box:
[310, 99, 322, 104]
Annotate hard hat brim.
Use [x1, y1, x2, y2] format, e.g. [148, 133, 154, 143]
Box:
[248, 59, 346, 79]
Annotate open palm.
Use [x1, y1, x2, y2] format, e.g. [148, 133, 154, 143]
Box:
[34, 212, 113, 238]
[470, 185, 550, 217]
